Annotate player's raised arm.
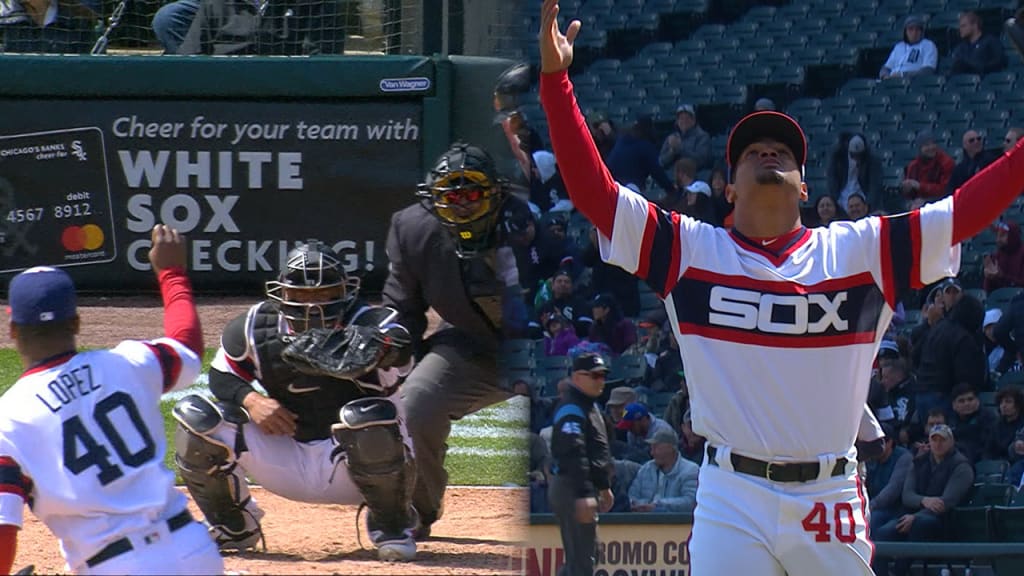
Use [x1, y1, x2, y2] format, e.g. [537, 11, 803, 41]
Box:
[949, 137, 1024, 244]
[149, 224, 203, 356]
[538, 0, 619, 237]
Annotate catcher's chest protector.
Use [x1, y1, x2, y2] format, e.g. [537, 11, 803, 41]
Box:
[461, 256, 503, 330]
[249, 303, 349, 396]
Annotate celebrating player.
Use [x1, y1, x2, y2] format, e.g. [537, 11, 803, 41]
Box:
[0, 225, 224, 575]
[171, 239, 418, 561]
[538, 0, 1024, 573]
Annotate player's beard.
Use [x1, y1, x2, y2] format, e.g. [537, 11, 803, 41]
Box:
[755, 167, 786, 186]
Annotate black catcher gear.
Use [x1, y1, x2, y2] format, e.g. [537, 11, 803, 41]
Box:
[266, 239, 359, 332]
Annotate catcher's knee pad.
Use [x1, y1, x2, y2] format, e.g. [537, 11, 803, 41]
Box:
[173, 394, 261, 544]
[332, 397, 416, 537]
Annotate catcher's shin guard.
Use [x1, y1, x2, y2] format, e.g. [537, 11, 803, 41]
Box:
[332, 397, 418, 561]
[173, 394, 265, 551]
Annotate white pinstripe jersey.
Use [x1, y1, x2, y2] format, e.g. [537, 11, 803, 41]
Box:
[0, 338, 200, 569]
[599, 186, 959, 462]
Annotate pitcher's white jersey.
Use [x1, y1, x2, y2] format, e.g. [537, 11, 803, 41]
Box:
[598, 187, 958, 461]
[0, 338, 200, 569]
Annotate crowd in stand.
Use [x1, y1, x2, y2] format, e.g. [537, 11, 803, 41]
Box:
[515, 12, 1024, 568]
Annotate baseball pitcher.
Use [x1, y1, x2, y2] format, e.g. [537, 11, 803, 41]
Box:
[539, 1, 1024, 573]
[0, 225, 224, 575]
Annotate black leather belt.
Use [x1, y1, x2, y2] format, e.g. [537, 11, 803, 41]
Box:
[85, 510, 194, 568]
[707, 446, 847, 483]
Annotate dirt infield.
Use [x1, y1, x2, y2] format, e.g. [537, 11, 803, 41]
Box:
[4, 297, 526, 575]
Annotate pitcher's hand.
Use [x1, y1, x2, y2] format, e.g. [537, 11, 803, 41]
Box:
[149, 224, 187, 274]
[539, 0, 580, 74]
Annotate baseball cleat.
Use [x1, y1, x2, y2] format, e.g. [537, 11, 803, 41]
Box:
[376, 537, 417, 562]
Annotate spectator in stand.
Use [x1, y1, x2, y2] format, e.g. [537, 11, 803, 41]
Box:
[845, 192, 870, 221]
[617, 402, 675, 463]
[879, 15, 938, 79]
[604, 386, 638, 459]
[753, 97, 776, 112]
[529, 431, 551, 512]
[995, 292, 1024, 374]
[545, 313, 580, 356]
[902, 131, 955, 203]
[866, 423, 913, 536]
[909, 283, 947, 373]
[666, 157, 708, 215]
[912, 408, 950, 456]
[871, 424, 974, 576]
[608, 459, 641, 512]
[986, 385, 1024, 461]
[588, 112, 617, 160]
[947, 129, 1000, 195]
[532, 150, 571, 213]
[663, 386, 689, 433]
[681, 181, 716, 224]
[708, 165, 733, 227]
[582, 225, 640, 318]
[588, 293, 637, 356]
[653, 330, 684, 392]
[659, 104, 712, 172]
[505, 200, 543, 304]
[606, 115, 676, 198]
[538, 378, 573, 447]
[949, 10, 1007, 76]
[627, 429, 699, 513]
[678, 408, 706, 465]
[535, 211, 579, 283]
[880, 357, 919, 445]
[984, 309, 1009, 373]
[1006, 127, 1024, 153]
[1, 0, 98, 53]
[915, 281, 987, 416]
[949, 384, 998, 463]
[811, 195, 841, 227]
[984, 221, 1024, 293]
[827, 133, 884, 214]
[535, 269, 591, 336]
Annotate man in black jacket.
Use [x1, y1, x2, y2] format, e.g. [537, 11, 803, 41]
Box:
[946, 128, 1000, 195]
[550, 353, 614, 576]
[915, 282, 987, 414]
[385, 142, 529, 539]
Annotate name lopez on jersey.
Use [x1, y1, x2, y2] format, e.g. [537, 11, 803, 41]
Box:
[673, 273, 885, 347]
[35, 364, 99, 413]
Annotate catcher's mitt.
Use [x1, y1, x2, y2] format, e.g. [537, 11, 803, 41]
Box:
[282, 324, 410, 381]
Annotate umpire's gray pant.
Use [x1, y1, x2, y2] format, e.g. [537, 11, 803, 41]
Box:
[400, 343, 509, 525]
[549, 475, 597, 576]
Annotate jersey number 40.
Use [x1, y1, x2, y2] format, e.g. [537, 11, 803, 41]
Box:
[62, 392, 157, 486]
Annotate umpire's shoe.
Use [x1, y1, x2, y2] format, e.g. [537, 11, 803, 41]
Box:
[369, 506, 418, 562]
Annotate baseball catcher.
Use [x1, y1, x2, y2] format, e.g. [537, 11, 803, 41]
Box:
[171, 239, 418, 561]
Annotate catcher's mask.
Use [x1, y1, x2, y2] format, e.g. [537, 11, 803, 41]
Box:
[266, 239, 359, 332]
[418, 142, 507, 259]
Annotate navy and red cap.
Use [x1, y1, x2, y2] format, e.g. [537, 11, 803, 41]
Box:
[726, 111, 808, 173]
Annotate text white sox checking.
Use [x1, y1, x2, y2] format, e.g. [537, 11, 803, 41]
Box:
[539, 0, 1024, 572]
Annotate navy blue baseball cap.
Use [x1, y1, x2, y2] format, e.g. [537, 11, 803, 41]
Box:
[727, 111, 807, 174]
[8, 266, 77, 325]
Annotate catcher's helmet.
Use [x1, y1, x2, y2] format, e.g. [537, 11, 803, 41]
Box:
[418, 142, 508, 259]
[266, 239, 359, 331]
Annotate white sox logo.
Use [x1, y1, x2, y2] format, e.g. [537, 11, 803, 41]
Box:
[708, 286, 849, 335]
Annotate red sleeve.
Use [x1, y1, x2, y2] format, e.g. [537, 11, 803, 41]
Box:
[539, 69, 619, 238]
[952, 138, 1024, 244]
[0, 524, 17, 575]
[158, 267, 203, 356]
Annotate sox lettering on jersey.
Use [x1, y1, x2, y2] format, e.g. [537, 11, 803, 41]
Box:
[708, 287, 849, 335]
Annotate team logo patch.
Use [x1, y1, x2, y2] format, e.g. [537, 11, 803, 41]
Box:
[560, 421, 582, 435]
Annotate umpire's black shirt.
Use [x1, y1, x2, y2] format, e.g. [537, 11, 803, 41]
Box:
[550, 385, 612, 497]
[382, 201, 515, 357]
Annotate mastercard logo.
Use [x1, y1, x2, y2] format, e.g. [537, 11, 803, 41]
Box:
[62, 224, 104, 252]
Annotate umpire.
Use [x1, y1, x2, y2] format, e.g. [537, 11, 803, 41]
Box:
[550, 353, 614, 576]
[384, 142, 529, 537]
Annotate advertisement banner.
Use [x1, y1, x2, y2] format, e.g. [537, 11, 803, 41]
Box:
[525, 522, 693, 576]
[0, 100, 423, 292]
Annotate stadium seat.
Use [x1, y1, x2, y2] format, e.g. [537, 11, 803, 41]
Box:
[609, 354, 648, 385]
[947, 73, 981, 93]
[502, 339, 537, 358]
[992, 505, 1024, 540]
[705, 36, 741, 54]
[976, 460, 1011, 484]
[872, 112, 903, 135]
[834, 113, 869, 134]
[981, 71, 1017, 95]
[640, 0, 677, 16]
[588, 59, 622, 77]
[844, 0, 879, 17]
[745, 4, 777, 23]
[877, 76, 912, 97]
[950, 506, 993, 541]
[692, 23, 726, 40]
[968, 483, 1015, 507]
[730, 21, 760, 41]
[903, 110, 939, 133]
[963, 90, 997, 111]
[988, 287, 1024, 312]
[633, 70, 669, 88]
[639, 41, 674, 60]
[776, 2, 810, 20]
[998, 371, 1024, 391]
[812, 31, 845, 52]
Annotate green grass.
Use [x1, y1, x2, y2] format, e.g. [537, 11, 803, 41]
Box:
[0, 348, 526, 487]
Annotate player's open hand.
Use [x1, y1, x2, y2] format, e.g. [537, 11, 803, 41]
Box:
[539, 0, 580, 74]
[148, 224, 187, 274]
[243, 391, 298, 436]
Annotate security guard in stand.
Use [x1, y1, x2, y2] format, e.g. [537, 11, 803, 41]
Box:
[549, 353, 614, 576]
